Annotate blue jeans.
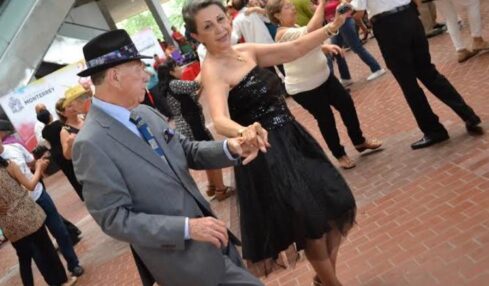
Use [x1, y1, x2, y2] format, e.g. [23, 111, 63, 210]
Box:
[328, 18, 381, 79]
[36, 189, 79, 271]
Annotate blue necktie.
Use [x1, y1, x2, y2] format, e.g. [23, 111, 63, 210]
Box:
[130, 112, 166, 160]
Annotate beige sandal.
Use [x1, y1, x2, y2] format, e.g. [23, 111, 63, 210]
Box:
[206, 185, 216, 197]
[338, 155, 356, 169]
[207, 186, 235, 201]
[214, 186, 235, 201]
[355, 138, 383, 153]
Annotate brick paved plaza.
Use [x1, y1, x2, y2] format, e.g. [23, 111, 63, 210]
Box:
[1, 4, 489, 286]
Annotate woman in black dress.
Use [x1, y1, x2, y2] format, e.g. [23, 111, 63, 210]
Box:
[184, 1, 353, 285]
[58, 87, 88, 161]
[157, 60, 235, 201]
[42, 88, 88, 202]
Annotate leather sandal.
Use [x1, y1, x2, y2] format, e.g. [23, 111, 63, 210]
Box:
[206, 186, 216, 197]
[214, 186, 235, 201]
[355, 138, 382, 153]
[312, 275, 322, 286]
[338, 155, 356, 169]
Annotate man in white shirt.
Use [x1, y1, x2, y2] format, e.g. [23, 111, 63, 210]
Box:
[350, 0, 482, 149]
[231, 0, 274, 44]
[0, 140, 84, 277]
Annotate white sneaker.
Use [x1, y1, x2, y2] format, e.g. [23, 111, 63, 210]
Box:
[367, 69, 386, 81]
[339, 79, 354, 87]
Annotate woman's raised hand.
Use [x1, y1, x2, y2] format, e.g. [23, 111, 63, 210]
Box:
[331, 3, 353, 29]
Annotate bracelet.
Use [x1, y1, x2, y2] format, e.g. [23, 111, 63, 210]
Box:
[324, 24, 339, 37]
[237, 128, 246, 137]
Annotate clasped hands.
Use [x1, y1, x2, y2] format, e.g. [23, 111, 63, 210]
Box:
[226, 122, 271, 165]
[189, 123, 269, 247]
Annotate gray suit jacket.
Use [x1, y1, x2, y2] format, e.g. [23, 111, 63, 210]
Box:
[73, 104, 238, 286]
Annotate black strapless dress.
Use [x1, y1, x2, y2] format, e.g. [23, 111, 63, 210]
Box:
[229, 66, 356, 263]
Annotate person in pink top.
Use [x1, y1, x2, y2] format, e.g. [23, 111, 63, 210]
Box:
[324, 0, 385, 86]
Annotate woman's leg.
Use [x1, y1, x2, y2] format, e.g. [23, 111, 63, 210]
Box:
[326, 228, 343, 273]
[305, 236, 342, 286]
[11, 238, 35, 286]
[31, 226, 69, 285]
[36, 190, 80, 273]
[340, 18, 382, 73]
[292, 83, 347, 159]
[206, 169, 234, 201]
[206, 169, 225, 190]
[324, 75, 365, 146]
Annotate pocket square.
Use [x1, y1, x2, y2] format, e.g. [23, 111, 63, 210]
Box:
[163, 128, 175, 143]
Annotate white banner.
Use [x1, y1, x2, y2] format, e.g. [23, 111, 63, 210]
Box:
[132, 28, 166, 64]
[0, 60, 89, 150]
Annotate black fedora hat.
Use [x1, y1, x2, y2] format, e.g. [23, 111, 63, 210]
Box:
[78, 29, 151, 77]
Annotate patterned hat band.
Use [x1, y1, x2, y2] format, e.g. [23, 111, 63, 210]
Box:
[86, 43, 142, 69]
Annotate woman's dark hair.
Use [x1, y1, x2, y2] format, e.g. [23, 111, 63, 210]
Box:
[0, 156, 9, 168]
[266, 0, 284, 25]
[231, 0, 248, 11]
[157, 59, 178, 99]
[183, 0, 227, 34]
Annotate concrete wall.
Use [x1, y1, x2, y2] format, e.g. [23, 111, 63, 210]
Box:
[0, 0, 75, 97]
[59, 1, 111, 41]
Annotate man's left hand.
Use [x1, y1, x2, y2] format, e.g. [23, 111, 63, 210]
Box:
[227, 137, 265, 165]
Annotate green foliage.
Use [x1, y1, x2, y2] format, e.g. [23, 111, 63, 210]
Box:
[117, 10, 163, 39]
[166, 0, 186, 30]
[117, 0, 189, 40]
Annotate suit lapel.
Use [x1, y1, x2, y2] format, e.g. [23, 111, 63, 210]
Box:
[90, 106, 175, 178]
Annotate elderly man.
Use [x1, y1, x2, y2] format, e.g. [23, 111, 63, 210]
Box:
[350, 0, 483, 149]
[73, 29, 264, 286]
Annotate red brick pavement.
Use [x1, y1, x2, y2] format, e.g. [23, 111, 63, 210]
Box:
[1, 4, 489, 286]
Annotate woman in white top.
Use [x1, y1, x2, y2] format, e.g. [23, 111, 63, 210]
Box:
[268, 0, 382, 169]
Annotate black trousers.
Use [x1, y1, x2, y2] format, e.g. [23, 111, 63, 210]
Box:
[293, 74, 365, 158]
[130, 242, 244, 286]
[11, 226, 67, 286]
[372, 4, 479, 136]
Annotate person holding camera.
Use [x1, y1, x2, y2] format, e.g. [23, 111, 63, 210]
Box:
[268, 0, 382, 169]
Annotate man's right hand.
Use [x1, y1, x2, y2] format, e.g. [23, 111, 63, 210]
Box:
[189, 217, 229, 249]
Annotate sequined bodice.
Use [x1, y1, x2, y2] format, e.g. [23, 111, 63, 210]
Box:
[228, 66, 294, 129]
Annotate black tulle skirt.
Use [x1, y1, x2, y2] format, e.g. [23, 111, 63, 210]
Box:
[234, 120, 356, 263]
